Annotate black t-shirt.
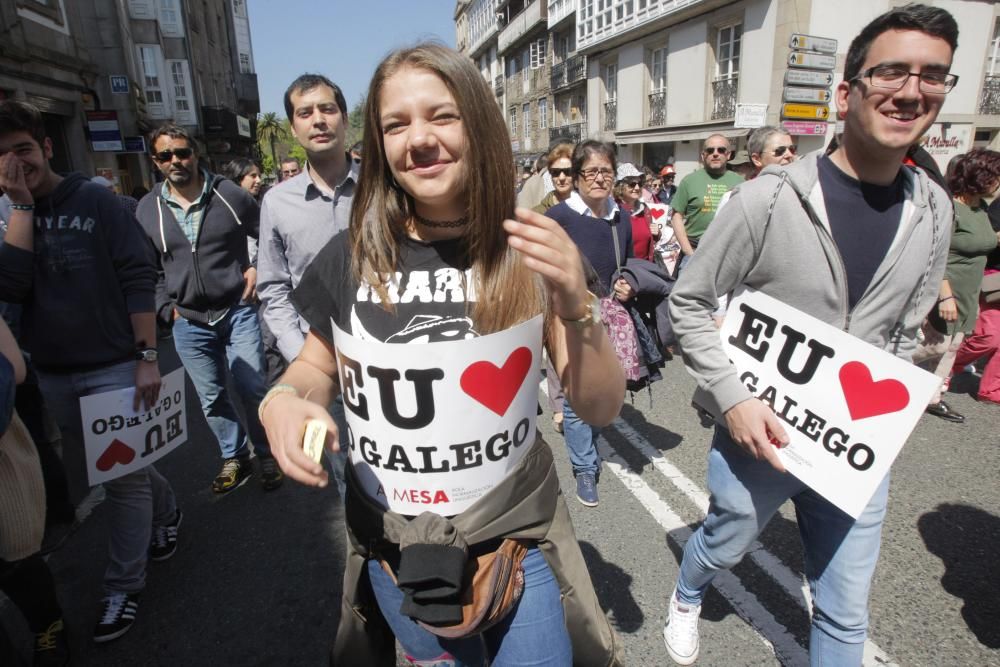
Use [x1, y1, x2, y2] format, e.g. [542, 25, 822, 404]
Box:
[291, 232, 480, 344]
[818, 156, 905, 309]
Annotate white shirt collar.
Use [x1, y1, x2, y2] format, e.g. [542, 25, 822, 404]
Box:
[566, 191, 619, 220]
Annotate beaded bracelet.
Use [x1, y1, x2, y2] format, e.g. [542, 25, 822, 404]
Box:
[258, 383, 298, 421]
[9, 203, 34, 211]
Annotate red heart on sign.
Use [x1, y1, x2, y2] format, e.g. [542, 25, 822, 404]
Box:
[97, 438, 136, 472]
[838, 361, 910, 420]
[650, 207, 666, 220]
[460, 347, 533, 416]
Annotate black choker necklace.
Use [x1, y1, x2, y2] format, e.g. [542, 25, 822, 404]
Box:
[413, 212, 469, 228]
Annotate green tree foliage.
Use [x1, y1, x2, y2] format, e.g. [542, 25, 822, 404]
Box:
[346, 96, 365, 150]
[256, 112, 286, 178]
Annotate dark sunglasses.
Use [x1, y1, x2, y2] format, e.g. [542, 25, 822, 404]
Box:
[770, 145, 797, 157]
[623, 179, 644, 188]
[548, 167, 572, 178]
[703, 146, 730, 155]
[152, 147, 194, 163]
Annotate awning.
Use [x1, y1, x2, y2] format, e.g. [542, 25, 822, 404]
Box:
[614, 122, 743, 145]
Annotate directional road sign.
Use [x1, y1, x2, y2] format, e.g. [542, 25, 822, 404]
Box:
[782, 103, 830, 120]
[788, 52, 837, 71]
[789, 34, 838, 54]
[783, 87, 832, 104]
[785, 69, 835, 87]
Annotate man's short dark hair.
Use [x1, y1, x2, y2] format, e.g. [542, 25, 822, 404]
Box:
[0, 100, 46, 146]
[844, 4, 958, 82]
[149, 124, 196, 151]
[283, 74, 347, 121]
[280, 157, 299, 167]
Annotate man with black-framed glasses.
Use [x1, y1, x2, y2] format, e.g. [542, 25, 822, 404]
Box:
[136, 125, 284, 494]
[668, 134, 743, 274]
[663, 5, 958, 664]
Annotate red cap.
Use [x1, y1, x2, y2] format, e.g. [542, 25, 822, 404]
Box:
[660, 165, 676, 176]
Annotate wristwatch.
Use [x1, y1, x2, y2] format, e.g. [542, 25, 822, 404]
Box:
[136, 348, 159, 363]
[559, 291, 602, 329]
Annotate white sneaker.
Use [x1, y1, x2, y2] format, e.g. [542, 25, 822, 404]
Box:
[663, 590, 701, 665]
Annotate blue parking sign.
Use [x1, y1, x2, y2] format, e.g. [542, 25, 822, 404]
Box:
[110, 76, 129, 94]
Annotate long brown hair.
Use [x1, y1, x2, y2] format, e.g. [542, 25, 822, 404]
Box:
[350, 43, 544, 334]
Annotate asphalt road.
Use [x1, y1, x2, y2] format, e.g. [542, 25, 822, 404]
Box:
[2, 341, 998, 666]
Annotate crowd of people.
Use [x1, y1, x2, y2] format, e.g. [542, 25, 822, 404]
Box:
[0, 3, 996, 666]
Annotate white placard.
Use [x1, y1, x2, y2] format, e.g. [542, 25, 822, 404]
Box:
[715, 290, 939, 518]
[735, 103, 769, 129]
[80, 367, 188, 485]
[333, 316, 543, 516]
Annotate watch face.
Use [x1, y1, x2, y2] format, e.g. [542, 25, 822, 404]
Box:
[138, 349, 158, 362]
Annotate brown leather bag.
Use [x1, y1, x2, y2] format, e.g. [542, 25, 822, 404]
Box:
[380, 538, 529, 639]
[982, 272, 1000, 304]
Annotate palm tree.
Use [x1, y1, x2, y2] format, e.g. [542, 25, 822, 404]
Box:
[256, 112, 285, 178]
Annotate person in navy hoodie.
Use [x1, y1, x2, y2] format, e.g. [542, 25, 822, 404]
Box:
[0, 100, 179, 644]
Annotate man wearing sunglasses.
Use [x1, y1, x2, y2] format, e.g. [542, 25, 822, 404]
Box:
[136, 125, 284, 494]
[663, 5, 957, 665]
[669, 134, 743, 273]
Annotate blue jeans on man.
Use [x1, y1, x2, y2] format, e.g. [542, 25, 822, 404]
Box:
[675, 427, 889, 665]
[37, 360, 178, 593]
[171, 304, 271, 460]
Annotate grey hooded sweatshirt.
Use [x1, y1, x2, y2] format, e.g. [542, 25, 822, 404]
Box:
[668, 150, 952, 418]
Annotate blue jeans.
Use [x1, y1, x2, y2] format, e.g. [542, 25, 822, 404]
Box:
[37, 360, 177, 593]
[676, 428, 889, 666]
[172, 304, 271, 459]
[367, 548, 572, 666]
[561, 397, 600, 477]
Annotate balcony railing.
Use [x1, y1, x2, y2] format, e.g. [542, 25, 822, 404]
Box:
[979, 75, 1000, 114]
[648, 90, 667, 126]
[549, 121, 586, 144]
[495, 74, 504, 97]
[551, 54, 586, 89]
[604, 99, 617, 131]
[711, 76, 738, 120]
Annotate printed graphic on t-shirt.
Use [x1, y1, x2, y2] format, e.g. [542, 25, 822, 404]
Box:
[701, 182, 733, 214]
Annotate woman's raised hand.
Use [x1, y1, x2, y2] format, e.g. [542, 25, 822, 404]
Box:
[260, 393, 339, 488]
[503, 207, 589, 320]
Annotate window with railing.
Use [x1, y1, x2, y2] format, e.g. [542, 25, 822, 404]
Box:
[510, 106, 518, 136]
[538, 98, 548, 129]
[648, 45, 667, 126]
[712, 22, 741, 119]
[603, 61, 618, 130]
[981, 18, 1000, 114]
[523, 103, 531, 141]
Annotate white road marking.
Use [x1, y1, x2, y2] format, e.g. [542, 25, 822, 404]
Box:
[596, 436, 810, 666]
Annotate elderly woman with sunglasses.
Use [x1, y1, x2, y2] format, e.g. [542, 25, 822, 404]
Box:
[614, 162, 661, 262]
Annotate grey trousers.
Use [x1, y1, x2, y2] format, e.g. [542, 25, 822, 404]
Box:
[38, 360, 177, 594]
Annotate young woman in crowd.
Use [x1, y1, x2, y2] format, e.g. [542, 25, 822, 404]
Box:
[914, 148, 1000, 423]
[614, 162, 660, 262]
[258, 43, 624, 667]
[221, 157, 264, 202]
[544, 140, 633, 508]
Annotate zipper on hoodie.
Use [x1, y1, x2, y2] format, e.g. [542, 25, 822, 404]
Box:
[188, 181, 214, 304]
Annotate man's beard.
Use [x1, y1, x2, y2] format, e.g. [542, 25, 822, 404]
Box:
[167, 168, 193, 186]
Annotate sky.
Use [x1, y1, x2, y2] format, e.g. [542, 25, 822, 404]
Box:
[248, 0, 458, 117]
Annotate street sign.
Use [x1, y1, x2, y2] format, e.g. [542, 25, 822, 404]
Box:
[782, 120, 829, 136]
[85, 110, 124, 152]
[788, 52, 837, 71]
[785, 69, 835, 88]
[789, 34, 838, 54]
[782, 103, 830, 120]
[109, 75, 129, 94]
[783, 87, 832, 104]
[734, 103, 768, 129]
[123, 136, 147, 153]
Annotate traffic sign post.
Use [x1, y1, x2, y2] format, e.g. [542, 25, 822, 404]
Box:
[781, 103, 830, 120]
[785, 70, 835, 87]
[782, 120, 829, 136]
[788, 52, 837, 71]
[789, 34, 837, 54]
[783, 87, 831, 104]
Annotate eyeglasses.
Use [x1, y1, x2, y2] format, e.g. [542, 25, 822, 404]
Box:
[769, 145, 797, 158]
[548, 167, 572, 178]
[623, 179, 644, 189]
[703, 146, 730, 155]
[852, 65, 958, 94]
[579, 167, 614, 182]
[152, 147, 194, 163]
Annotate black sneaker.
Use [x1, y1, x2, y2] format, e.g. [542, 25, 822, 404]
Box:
[926, 400, 965, 423]
[212, 457, 253, 493]
[149, 508, 183, 562]
[93, 592, 139, 643]
[258, 456, 284, 491]
[34, 618, 69, 666]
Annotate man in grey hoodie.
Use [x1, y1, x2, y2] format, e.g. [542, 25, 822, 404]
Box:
[662, 5, 957, 665]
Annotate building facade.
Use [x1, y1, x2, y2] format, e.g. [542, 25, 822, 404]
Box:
[0, 0, 260, 194]
[459, 0, 1000, 181]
